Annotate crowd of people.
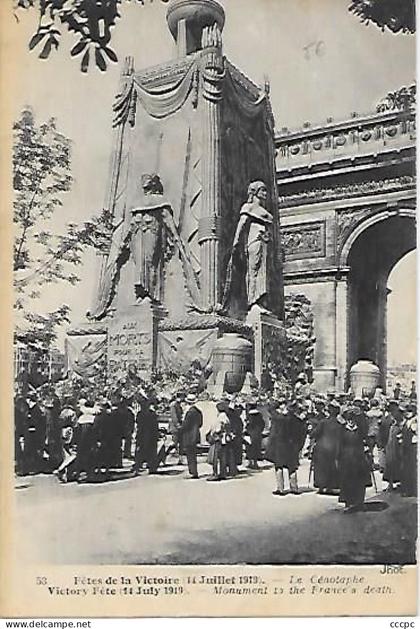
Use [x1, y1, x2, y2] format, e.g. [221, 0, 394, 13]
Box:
[14, 373, 417, 514]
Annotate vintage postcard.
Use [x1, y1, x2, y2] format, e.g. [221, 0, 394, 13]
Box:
[0, 0, 417, 618]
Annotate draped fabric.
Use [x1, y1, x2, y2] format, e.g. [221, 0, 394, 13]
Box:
[133, 61, 198, 119]
[90, 58, 202, 320]
[224, 62, 268, 119]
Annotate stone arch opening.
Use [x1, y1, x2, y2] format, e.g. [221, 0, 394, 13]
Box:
[345, 212, 416, 389]
[387, 250, 416, 387]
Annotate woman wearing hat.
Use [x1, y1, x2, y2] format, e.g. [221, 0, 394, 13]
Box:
[75, 399, 101, 483]
[400, 405, 417, 497]
[376, 401, 395, 473]
[383, 402, 404, 492]
[337, 406, 372, 512]
[311, 400, 341, 494]
[245, 401, 265, 469]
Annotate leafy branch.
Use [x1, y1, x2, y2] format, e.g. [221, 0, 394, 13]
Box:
[14, 0, 170, 73]
[376, 83, 416, 112]
[13, 107, 115, 345]
[349, 0, 415, 34]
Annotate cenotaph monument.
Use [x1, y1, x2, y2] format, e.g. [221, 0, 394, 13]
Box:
[67, 0, 285, 391]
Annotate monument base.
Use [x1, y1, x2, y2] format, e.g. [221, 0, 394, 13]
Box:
[157, 313, 252, 380]
[66, 305, 286, 393]
[246, 305, 286, 385]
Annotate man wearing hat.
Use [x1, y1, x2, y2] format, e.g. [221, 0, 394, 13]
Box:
[285, 399, 308, 494]
[179, 393, 203, 479]
[226, 396, 244, 473]
[133, 398, 159, 475]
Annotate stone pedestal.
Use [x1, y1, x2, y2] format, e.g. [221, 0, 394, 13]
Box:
[211, 332, 253, 393]
[349, 360, 381, 398]
[246, 305, 285, 385]
[107, 299, 165, 379]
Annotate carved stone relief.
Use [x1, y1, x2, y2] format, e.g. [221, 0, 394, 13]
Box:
[282, 221, 326, 260]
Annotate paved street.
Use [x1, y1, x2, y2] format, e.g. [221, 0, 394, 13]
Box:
[15, 457, 417, 565]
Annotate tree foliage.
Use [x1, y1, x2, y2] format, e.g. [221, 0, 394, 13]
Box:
[15, 0, 415, 75]
[349, 0, 415, 34]
[376, 84, 416, 112]
[14, 108, 113, 345]
[14, 0, 169, 73]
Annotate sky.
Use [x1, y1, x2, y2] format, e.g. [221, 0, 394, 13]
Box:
[9, 0, 416, 364]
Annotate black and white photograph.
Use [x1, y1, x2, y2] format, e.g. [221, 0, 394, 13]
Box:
[4, 0, 417, 613]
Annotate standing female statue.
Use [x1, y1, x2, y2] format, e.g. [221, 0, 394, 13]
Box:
[223, 180, 273, 310]
[89, 173, 201, 318]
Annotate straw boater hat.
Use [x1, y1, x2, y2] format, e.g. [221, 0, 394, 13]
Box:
[186, 393, 197, 404]
[328, 399, 340, 410]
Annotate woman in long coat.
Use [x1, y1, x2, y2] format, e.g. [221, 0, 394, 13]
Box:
[337, 407, 372, 513]
[265, 400, 292, 495]
[400, 407, 417, 497]
[312, 401, 342, 494]
[245, 402, 265, 469]
[383, 408, 404, 491]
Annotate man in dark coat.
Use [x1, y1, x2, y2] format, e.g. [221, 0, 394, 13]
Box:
[14, 395, 28, 475]
[393, 382, 402, 400]
[409, 380, 417, 403]
[44, 390, 62, 471]
[311, 400, 341, 494]
[227, 400, 244, 472]
[179, 393, 203, 479]
[25, 392, 47, 475]
[120, 400, 135, 459]
[265, 399, 292, 495]
[284, 399, 308, 494]
[98, 400, 126, 470]
[133, 399, 159, 475]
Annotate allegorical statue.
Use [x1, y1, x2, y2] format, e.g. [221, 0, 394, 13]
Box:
[89, 173, 200, 319]
[223, 180, 273, 310]
[131, 173, 171, 301]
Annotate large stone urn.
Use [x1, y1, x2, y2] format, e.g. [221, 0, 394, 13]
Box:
[211, 333, 253, 393]
[349, 360, 381, 398]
